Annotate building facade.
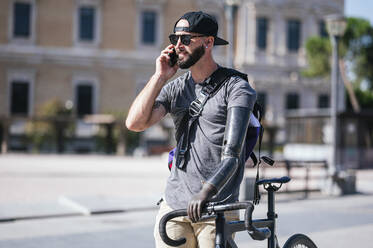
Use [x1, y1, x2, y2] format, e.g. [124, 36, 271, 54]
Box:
[0, 0, 230, 118]
[0, 0, 344, 152]
[235, 0, 344, 143]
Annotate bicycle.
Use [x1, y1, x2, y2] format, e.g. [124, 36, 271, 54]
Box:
[159, 176, 318, 248]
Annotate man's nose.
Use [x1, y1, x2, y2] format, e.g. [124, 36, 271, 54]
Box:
[175, 36, 184, 50]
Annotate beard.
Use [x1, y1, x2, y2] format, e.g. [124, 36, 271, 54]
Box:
[178, 45, 205, 69]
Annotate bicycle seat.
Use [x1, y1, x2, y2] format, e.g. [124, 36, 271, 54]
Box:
[256, 176, 291, 186]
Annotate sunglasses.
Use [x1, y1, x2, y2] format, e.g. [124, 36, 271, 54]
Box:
[169, 34, 206, 46]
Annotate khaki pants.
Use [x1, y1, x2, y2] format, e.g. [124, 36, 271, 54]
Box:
[154, 200, 239, 248]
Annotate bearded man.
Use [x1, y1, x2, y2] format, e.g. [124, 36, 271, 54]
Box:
[126, 11, 257, 248]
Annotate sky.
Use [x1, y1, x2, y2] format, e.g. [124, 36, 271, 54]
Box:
[345, 0, 373, 24]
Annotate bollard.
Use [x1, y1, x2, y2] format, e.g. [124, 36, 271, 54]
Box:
[331, 169, 357, 195]
[340, 169, 357, 194]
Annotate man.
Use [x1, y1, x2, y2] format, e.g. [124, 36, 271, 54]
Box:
[126, 11, 256, 247]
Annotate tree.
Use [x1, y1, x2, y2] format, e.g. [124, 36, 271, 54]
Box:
[25, 99, 73, 152]
[303, 37, 331, 78]
[303, 17, 373, 109]
[342, 17, 373, 90]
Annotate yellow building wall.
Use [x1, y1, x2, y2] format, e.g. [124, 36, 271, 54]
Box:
[0, 0, 229, 117]
[34, 64, 139, 114]
[0, 1, 9, 44]
[0, 62, 157, 117]
[100, 67, 137, 114]
[37, 0, 74, 47]
[34, 64, 74, 110]
[101, 0, 136, 51]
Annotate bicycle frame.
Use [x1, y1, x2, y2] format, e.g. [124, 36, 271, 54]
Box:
[159, 176, 291, 248]
[215, 186, 278, 248]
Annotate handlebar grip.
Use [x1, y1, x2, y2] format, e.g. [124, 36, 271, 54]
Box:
[244, 202, 271, 240]
[159, 209, 188, 247]
[249, 227, 271, 240]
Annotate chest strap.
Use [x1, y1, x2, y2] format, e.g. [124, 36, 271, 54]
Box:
[174, 67, 247, 170]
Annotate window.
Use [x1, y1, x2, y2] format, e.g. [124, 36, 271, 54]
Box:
[7, 69, 34, 116]
[79, 7, 95, 41]
[74, 0, 101, 46]
[76, 84, 93, 116]
[141, 10, 157, 45]
[319, 20, 328, 38]
[10, 81, 29, 116]
[13, 2, 31, 38]
[141, 11, 156, 44]
[9, 0, 35, 43]
[136, 3, 163, 49]
[73, 75, 99, 117]
[286, 93, 299, 110]
[318, 94, 329, 108]
[287, 20, 301, 52]
[256, 17, 268, 50]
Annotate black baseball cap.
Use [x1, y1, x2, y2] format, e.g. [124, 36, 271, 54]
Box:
[173, 11, 229, 46]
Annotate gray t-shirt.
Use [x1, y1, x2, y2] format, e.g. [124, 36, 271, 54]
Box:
[156, 70, 256, 210]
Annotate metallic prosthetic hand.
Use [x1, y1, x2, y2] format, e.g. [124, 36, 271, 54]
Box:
[207, 106, 251, 192]
[188, 107, 251, 222]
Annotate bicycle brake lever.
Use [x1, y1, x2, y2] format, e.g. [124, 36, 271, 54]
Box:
[261, 156, 275, 166]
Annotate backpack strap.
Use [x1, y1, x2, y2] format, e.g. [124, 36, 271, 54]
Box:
[175, 67, 247, 170]
[250, 101, 264, 205]
[252, 124, 264, 205]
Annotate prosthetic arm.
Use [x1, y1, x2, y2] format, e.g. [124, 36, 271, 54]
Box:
[187, 106, 251, 222]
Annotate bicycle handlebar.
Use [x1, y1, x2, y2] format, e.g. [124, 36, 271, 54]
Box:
[159, 209, 188, 247]
[159, 201, 271, 246]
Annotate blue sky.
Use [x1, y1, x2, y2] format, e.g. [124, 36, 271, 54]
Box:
[345, 0, 373, 24]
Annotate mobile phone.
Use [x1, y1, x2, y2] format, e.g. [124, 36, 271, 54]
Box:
[168, 48, 178, 67]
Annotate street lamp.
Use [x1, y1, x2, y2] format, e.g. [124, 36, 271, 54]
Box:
[325, 14, 347, 190]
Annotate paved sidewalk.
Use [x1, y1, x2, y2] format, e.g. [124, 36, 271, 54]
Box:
[1, 154, 373, 221]
[0, 154, 170, 221]
[0, 154, 372, 247]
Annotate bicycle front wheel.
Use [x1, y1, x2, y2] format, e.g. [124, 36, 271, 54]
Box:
[282, 234, 317, 248]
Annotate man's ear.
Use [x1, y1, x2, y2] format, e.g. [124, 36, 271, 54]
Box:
[206, 37, 214, 48]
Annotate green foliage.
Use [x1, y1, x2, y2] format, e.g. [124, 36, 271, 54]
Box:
[304, 17, 373, 109]
[25, 120, 54, 152]
[36, 99, 72, 117]
[119, 111, 141, 154]
[343, 17, 372, 52]
[95, 110, 141, 154]
[302, 37, 331, 77]
[25, 99, 72, 152]
[124, 129, 140, 153]
[343, 18, 373, 89]
[93, 111, 122, 153]
[353, 88, 373, 109]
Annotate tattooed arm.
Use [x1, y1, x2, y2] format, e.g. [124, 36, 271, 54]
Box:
[126, 45, 178, 132]
[125, 75, 168, 132]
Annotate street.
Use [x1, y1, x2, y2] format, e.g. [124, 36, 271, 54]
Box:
[0, 154, 372, 247]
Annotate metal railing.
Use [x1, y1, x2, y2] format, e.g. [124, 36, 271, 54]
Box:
[256, 160, 329, 198]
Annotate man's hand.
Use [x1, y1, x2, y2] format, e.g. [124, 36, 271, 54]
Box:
[155, 45, 179, 82]
[187, 183, 217, 222]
